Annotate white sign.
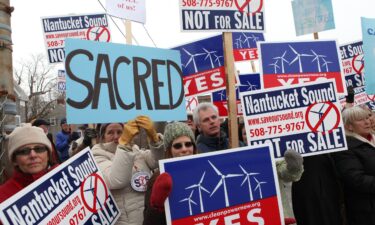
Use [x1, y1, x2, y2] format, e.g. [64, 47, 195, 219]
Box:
[106, 0, 146, 23]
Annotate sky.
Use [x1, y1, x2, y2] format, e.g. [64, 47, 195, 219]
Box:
[9, 0, 374, 74]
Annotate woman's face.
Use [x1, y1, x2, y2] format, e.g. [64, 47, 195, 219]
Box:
[241, 126, 248, 145]
[170, 136, 194, 158]
[348, 116, 372, 137]
[370, 112, 375, 131]
[13, 144, 49, 174]
[103, 123, 123, 144]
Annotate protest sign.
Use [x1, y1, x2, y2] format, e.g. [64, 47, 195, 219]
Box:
[291, 0, 335, 36]
[41, 13, 110, 64]
[160, 144, 283, 225]
[172, 35, 226, 97]
[339, 41, 365, 88]
[0, 148, 120, 225]
[338, 86, 375, 109]
[213, 73, 261, 117]
[57, 69, 66, 93]
[65, 39, 186, 124]
[179, 0, 264, 32]
[106, 0, 146, 23]
[361, 17, 375, 94]
[240, 80, 347, 159]
[259, 40, 346, 95]
[232, 32, 265, 61]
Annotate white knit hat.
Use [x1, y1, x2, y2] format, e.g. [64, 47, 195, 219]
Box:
[8, 124, 52, 160]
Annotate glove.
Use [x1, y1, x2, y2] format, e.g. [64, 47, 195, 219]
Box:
[136, 115, 159, 143]
[284, 218, 296, 225]
[346, 85, 354, 104]
[284, 149, 303, 173]
[118, 119, 139, 145]
[150, 172, 173, 211]
[83, 128, 97, 146]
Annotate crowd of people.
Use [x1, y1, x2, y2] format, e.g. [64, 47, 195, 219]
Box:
[0, 101, 375, 225]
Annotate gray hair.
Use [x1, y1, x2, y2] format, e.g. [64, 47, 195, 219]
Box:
[342, 106, 370, 127]
[193, 102, 218, 126]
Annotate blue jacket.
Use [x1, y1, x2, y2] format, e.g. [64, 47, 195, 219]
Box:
[55, 131, 70, 161]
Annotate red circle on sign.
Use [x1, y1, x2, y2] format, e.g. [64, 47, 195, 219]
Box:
[86, 26, 111, 42]
[234, 0, 263, 15]
[80, 173, 109, 213]
[305, 101, 340, 134]
[367, 95, 375, 102]
[351, 54, 364, 75]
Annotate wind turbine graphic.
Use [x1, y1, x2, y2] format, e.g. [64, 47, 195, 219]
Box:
[253, 177, 267, 198]
[203, 48, 217, 68]
[269, 60, 280, 73]
[186, 172, 210, 213]
[208, 160, 243, 207]
[321, 58, 332, 72]
[242, 33, 254, 48]
[179, 190, 197, 216]
[310, 103, 326, 131]
[243, 81, 258, 91]
[311, 50, 326, 72]
[91, 27, 102, 41]
[250, 34, 260, 43]
[235, 36, 243, 48]
[273, 51, 288, 73]
[214, 54, 224, 67]
[289, 45, 312, 73]
[218, 90, 226, 101]
[182, 48, 205, 73]
[239, 165, 259, 201]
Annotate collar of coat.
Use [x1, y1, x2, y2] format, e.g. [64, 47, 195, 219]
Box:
[346, 131, 375, 148]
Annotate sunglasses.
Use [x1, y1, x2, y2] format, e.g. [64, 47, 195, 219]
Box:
[15, 146, 48, 156]
[172, 141, 194, 150]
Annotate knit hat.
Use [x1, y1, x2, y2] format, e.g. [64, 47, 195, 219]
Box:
[163, 122, 195, 149]
[8, 124, 52, 160]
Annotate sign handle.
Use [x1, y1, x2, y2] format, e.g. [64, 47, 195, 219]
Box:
[251, 60, 257, 73]
[313, 32, 319, 40]
[223, 32, 239, 148]
[125, 20, 132, 44]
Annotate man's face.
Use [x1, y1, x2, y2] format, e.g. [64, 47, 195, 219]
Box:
[198, 107, 220, 137]
[61, 124, 70, 132]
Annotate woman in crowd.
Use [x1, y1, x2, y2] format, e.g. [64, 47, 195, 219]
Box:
[143, 121, 197, 225]
[0, 124, 58, 203]
[92, 116, 164, 225]
[333, 106, 375, 225]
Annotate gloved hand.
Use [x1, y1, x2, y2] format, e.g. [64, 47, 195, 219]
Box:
[346, 85, 355, 104]
[284, 218, 296, 225]
[136, 115, 159, 143]
[150, 172, 173, 211]
[83, 128, 97, 146]
[68, 131, 80, 143]
[284, 149, 303, 173]
[118, 119, 139, 145]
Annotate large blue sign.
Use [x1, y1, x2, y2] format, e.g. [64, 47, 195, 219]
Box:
[65, 39, 186, 124]
[361, 17, 375, 94]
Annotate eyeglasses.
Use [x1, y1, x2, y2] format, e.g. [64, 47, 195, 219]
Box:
[172, 141, 193, 150]
[14, 146, 48, 156]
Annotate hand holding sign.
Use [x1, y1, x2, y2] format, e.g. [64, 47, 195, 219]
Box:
[119, 120, 139, 146]
[136, 115, 159, 143]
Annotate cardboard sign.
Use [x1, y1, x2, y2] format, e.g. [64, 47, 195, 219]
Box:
[160, 144, 283, 225]
[232, 32, 265, 61]
[0, 148, 120, 225]
[339, 41, 365, 88]
[41, 13, 110, 64]
[179, 0, 265, 32]
[338, 86, 375, 108]
[361, 17, 375, 94]
[172, 35, 226, 97]
[106, 0, 146, 23]
[291, 0, 335, 36]
[240, 80, 347, 159]
[213, 73, 261, 117]
[65, 39, 186, 124]
[259, 40, 346, 95]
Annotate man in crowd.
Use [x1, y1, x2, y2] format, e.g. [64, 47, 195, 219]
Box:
[55, 118, 79, 162]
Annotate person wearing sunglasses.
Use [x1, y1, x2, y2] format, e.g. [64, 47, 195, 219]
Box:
[0, 124, 58, 203]
[143, 121, 197, 225]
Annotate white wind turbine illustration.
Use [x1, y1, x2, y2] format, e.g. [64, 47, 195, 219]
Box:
[310, 103, 327, 131]
[183, 48, 205, 73]
[253, 177, 267, 198]
[321, 58, 332, 72]
[203, 48, 217, 69]
[208, 160, 243, 207]
[243, 81, 258, 91]
[289, 45, 313, 73]
[235, 36, 243, 48]
[250, 34, 260, 43]
[273, 51, 288, 73]
[179, 190, 197, 216]
[217, 90, 226, 101]
[214, 54, 224, 66]
[239, 165, 259, 201]
[185, 172, 210, 213]
[242, 33, 254, 48]
[269, 59, 280, 73]
[311, 50, 326, 72]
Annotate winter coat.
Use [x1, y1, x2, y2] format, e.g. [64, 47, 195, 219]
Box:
[143, 170, 166, 225]
[0, 165, 58, 203]
[333, 132, 375, 225]
[92, 139, 164, 225]
[55, 131, 70, 161]
[292, 154, 343, 225]
[197, 131, 244, 153]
